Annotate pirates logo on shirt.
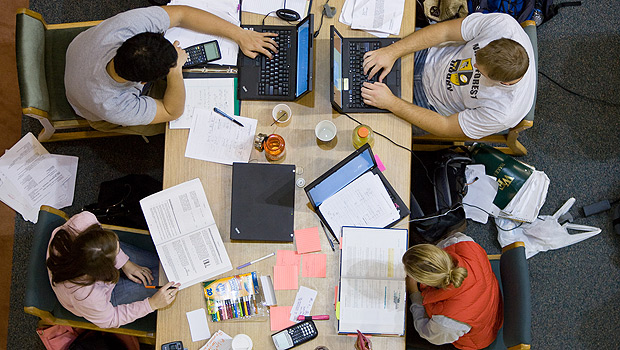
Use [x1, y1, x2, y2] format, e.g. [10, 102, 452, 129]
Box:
[448, 58, 474, 86]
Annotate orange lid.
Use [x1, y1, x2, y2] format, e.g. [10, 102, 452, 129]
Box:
[357, 127, 369, 138]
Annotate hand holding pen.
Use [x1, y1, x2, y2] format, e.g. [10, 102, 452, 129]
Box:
[147, 281, 180, 310]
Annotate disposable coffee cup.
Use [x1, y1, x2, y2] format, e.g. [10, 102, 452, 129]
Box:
[272, 104, 292, 123]
[315, 120, 337, 142]
[232, 334, 253, 350]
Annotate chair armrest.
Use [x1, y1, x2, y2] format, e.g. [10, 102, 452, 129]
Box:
[16, 10, 50, 112]
[500, 243, 532, 348]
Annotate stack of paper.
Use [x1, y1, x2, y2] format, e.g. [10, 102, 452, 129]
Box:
[0, 133, 78, 223]
[340, 0, 406, 38]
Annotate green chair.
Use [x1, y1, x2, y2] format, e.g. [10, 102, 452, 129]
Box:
[412, 21, 538, 156]
[406, 241, 532, 350]
[24, 206, 157, 344]
[15, 8, 125, 142]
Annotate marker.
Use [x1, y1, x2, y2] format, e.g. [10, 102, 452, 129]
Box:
[236, 252, 276, 269]
[214, 107, 244, 127]
[297, 315, 330, 321]
[144, 285, 178, 289]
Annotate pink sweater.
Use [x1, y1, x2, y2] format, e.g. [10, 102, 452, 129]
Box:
[46, 211, 153, 328]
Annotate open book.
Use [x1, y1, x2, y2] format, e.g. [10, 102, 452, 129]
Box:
[338, 226, 408, 335]
[139, 178, 232, 290]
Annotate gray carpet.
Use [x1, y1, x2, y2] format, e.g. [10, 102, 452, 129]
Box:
[9, 0, 620, 349]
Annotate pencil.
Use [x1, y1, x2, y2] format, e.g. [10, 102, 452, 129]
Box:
[144, 285, 178, 289]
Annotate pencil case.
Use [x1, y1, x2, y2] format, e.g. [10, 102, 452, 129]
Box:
[203, 271, 269, 322]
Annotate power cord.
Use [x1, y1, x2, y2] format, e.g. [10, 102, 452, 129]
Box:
[314, 0, 337, 38]
[538, 71, 620, 107]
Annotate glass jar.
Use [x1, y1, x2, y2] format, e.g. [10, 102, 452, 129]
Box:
[352, 125, 375, 149]
[264, 134, 286, 161]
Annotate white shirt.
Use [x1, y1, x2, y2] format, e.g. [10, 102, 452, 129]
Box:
[422, 13, 536, 139]
[409, 232, 474, 345]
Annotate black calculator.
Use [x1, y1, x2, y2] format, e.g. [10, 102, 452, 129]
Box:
[182, 40, 221, 68]
[161, 340, 184, 350]
[271, 320, 318, 350]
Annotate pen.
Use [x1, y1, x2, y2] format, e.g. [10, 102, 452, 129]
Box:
[214, 107, 244, 127]
[297, 315, 330, 321]
[144, 285, 178, 289]
[236, 252, 276, 269]
[183, 67, 238, 74]
[319, 220, 336, 251]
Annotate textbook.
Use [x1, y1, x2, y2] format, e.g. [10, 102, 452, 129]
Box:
[337, 226, 408, 335]
[140, 178, 232, 290]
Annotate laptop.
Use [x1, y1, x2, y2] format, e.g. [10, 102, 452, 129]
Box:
[237, 15, 314, 101]
[330, 25, 401, 113]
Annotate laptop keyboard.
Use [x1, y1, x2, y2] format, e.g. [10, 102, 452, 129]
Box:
[258, 30, 292, 96]
[348, 41, 381, 109]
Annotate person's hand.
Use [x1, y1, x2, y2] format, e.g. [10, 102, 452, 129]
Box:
[361, 82, 397, 109]
[170, 40, 188, 73]
[406, 276, 419, 294]
[121, 260, 154, 286]
[363, 46, 397, 82]
[148, 281, 181, 310]
[236, 29, 278, 59]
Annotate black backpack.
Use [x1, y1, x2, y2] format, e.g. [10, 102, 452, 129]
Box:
[410, 149, 472, 243]
[467, 0, 581, 25]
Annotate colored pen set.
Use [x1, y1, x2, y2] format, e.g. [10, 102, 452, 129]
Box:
[203, 271, 268, 322]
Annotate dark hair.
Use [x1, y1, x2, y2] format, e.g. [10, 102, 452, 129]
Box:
[114, 32, 178, 83]
[47, 225, 120, 286]
[475, 38, 529, 82]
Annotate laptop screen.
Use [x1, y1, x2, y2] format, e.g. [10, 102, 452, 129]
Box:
[307, 146, 375, 206]
[295, 17, 311, 97]
[332, 28, 344, 109]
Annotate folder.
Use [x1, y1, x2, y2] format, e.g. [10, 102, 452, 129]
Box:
[230, 163, 296, 242]
[304, 144, 410, 241]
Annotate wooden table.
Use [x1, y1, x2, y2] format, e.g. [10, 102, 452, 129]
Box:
[156, 1, 415, 349]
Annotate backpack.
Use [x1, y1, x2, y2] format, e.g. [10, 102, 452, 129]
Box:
[467, 0, 582, 25]
[409, 149, 472, 243]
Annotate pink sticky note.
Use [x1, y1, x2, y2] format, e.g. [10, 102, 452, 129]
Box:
[273, 265, 299, 290]
[276, 250, 301, 266]
[374, 154, 386, 172]
[294, 227, 322, 254]
[302, 254, 327, 278]
[270, 306, 296, 331]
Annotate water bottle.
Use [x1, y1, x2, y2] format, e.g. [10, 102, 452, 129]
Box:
[532, 8, 543, 26]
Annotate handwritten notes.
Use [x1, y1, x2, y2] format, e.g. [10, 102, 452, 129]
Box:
[170, 78, 236, 129]
[302, 254, 327, 278]
[270, 306, 296, 331]
[276, 250, 301, 266]
[289, 286, 318, 322]
[294, 227, 322, 254]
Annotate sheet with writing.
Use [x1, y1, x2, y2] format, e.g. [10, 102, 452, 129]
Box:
[185, 108, 257, 165]
[319, 171, 399, 237]
[139, 178, 232, 289]
[242, 0, 310, 18]
[170, 78, 236, 129]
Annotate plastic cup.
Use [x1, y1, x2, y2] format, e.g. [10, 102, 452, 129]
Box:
[315, 120, 337, 142]
[272, 104, 292, 123]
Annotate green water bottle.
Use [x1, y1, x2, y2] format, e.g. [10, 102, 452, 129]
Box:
[352, 125, 375, 149]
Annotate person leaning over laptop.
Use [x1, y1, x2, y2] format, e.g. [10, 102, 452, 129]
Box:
[402, 232, 503, 349]
[65, 6, 278, 136]
[361, 13, 535, 139]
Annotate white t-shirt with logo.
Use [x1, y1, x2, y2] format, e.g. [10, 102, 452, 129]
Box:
[422, 13, 536, 139]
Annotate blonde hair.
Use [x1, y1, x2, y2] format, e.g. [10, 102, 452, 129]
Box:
[475, 38, 529, 82]
[402, 244, 468, 289]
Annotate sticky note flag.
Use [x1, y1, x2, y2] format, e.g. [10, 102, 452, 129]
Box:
[294, 227, 322, 254]
[276, 250, 301, 266]
[274, 265, 299, 290]
[186, 308, 211, 342]
[270, 306, 296, 331]
[302, 254, 327, 278]
[374, 154, 386, 172]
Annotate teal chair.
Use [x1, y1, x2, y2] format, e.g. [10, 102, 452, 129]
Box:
[412, 21, 538, 156]
[24, 206, 157, 344]
[16, 8, 125, 142]
[407, 241, 532, 350]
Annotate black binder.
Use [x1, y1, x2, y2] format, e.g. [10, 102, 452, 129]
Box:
[230, 163, 295, 242]
[304, 143, 410, 241]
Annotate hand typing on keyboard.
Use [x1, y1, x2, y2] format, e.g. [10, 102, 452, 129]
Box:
[363, 46, 398, 83]
[360, 81, 396, 110]
[237, 28, 279, 59]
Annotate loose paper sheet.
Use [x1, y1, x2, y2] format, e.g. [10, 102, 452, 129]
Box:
[170, 78, 236, 129]
[350, 0, 405, 36]
[289, 286, 318, 322]
[294, 226, 322, 254]
[186, 308, 211, 342]
[270, 306, 296, 331]
[199, 330, 233, 350]
[273, 265, 299, 290]
[276, 250, 301, 267]
[302, 254, 327, 278]
[140, 178, 232, 289]
[185, 108, 257, 165]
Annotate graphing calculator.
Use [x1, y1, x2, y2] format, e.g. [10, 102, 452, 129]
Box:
[182, 40, 221, 68]
[161, 340, 184, 350]
[271, 320, 318, 350]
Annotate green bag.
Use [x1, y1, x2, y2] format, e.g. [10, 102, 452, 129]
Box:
[470, 144, 533, 209]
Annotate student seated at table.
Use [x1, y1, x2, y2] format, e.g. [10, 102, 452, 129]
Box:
[402, 232, 503, 350]
[65, 5, 278, 136]
[46, 211, 179, 328]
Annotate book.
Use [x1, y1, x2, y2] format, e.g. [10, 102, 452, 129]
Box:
[139, 178, 232, 289]
[337, 226, 408, 335]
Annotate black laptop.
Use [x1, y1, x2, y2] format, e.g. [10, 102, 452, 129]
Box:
[330, 25, 401, 113]
[237, 15, 314, 101]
